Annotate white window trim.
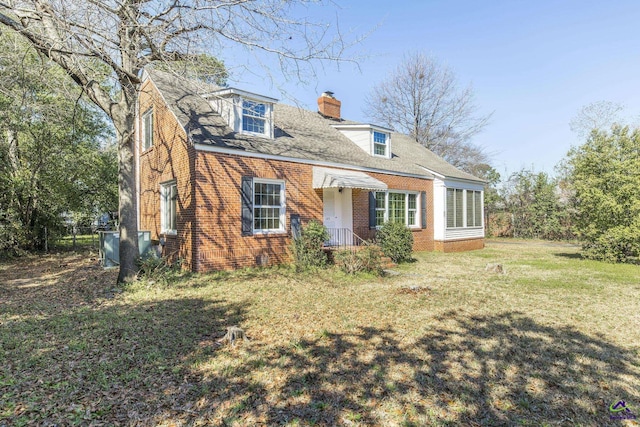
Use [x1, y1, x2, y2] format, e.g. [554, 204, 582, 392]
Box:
[252, 178, 286, 234]
[371, 130, 391, 158]
[142, 108, 153, 151]
[446, 188, 484, 229]
[374, 190, 420, 228]
[160, 180, 177, 235]
[240, 97, 273, 138]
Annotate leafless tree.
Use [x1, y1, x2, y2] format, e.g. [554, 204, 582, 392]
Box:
[0, 0, 356, 282]
[569, 101, 625, 139]
[364, 53, 492, 171]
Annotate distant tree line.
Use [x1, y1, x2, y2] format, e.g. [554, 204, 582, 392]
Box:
[483, 103, 640, 263]
[485, 169, 574, 241]
[0, 31, 116, 255]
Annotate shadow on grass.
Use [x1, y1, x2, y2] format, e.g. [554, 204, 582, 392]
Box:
[0, 295, 247, 425]
[2, 258, 638, 426]
[178, 311, 637, 425]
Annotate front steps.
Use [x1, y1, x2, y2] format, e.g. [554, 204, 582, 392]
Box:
[323, 244, 396, 269]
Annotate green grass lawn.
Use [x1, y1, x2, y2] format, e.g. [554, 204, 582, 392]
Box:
[1, 240, 639, 426]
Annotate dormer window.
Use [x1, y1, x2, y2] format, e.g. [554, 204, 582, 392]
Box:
[242, 100, 267, 134]
[373, 131, 388, 156]
[332, 123, 393, 158]
[204, 88, 277, 139]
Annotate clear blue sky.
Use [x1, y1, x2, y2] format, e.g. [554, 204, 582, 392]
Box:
[223, 1, 640, 178]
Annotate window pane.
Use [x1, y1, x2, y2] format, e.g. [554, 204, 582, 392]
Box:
[373, 132, 387, 156]
[388, 193, 405, 224]
[408, 194, 417, 210]
[455, 189, 463, 228]
[446, 189, 455, 228]
[475, 191, 482, 227]
[242, 100, 266, 118]
[170, 185, 177, 230]
[466, 190, 474, 226]
[143, 110, 153, 150]
[408, 210, 416, 226]
[242, 116, 265, 133]
[375, 192, 386, 226]
[407, 194, 417, 226]
[253, 181, 283, 231]
[373, 131, 386, 144]
[161, 182, 177, 232]
[242, 100, 267, 134]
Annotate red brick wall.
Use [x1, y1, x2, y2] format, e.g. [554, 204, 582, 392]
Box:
[434, 238, 485, 252]
[194, 152, 322, 271]
[138, 79, 197, 269]
[194, 159, 436, 271]
[351, 172, 435, 252]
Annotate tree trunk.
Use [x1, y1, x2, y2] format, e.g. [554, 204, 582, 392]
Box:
[115, 95, 140, 284]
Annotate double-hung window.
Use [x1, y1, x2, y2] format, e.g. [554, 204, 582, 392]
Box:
[374, 191, 419, 227]
[373, 131, 388, 156]
[447, 188, 482, 228]
[242, 177, 286, 235]
[242, 100, 266, 135]
[161, 181, 177, 234]
[142, 108, 153, 151]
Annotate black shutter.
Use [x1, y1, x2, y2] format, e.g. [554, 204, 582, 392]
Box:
[421, 191, 427, 229]
[241, 177, 253, 236]
[369, 192, 377, 229]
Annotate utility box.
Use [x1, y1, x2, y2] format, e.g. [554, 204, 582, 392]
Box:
[99, 231, 152, 267]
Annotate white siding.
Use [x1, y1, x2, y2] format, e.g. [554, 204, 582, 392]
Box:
[442, 178, 485, 241]
[210, 96, 239, 131]
[337, 128, 371, 154]
[445, 227, 484, 240]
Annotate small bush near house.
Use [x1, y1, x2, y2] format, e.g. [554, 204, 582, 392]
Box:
[136, 253, 184, 285]
[291, 220, 330, 271]
[376, 221, 414, 263]
[334, 245, 383, 275]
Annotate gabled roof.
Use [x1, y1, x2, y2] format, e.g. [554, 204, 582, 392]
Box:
[145, 69, 483, 183]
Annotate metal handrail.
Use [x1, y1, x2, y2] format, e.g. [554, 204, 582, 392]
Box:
[325, 228, 369, 248]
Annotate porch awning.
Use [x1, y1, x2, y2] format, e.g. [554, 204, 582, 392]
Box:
[312, 167, 388, 191]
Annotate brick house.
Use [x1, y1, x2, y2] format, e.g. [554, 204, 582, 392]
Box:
[137, 69, 485, 272]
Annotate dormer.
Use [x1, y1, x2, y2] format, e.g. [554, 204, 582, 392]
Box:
[331, 123, 393, 159]
[204, 88, 278, 139]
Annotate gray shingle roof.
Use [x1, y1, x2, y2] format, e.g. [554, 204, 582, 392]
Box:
[147, 69, 483, 182]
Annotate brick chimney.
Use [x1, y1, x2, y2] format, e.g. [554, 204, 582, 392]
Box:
[317, 91, 341, 120]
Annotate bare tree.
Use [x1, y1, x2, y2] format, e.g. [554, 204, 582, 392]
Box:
[569, 101, 625, 139]
[364, 52, 492, 171]
[0, 0, 354, 282]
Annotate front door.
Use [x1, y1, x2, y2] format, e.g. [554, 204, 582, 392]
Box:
[323, 188, 353, 245]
